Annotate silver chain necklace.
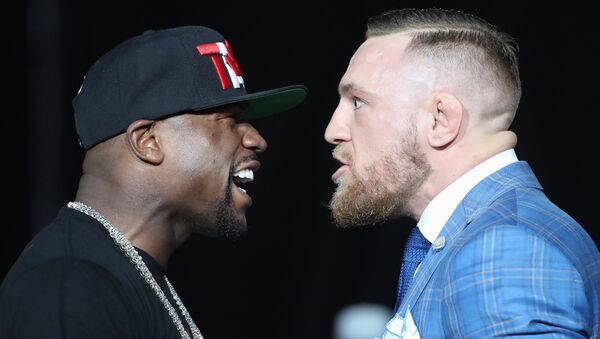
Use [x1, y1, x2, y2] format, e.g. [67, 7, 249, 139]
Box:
[67, 201, 203, 339]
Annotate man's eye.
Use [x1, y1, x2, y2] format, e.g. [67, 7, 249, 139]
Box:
[353, 97, 365, 109]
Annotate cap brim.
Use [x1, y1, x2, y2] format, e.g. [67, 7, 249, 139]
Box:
[243, 85, 307, 120]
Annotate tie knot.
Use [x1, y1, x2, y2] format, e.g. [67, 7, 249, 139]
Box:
[403, 227, 431, 263]
[408, 227, 430, 248]
[393, 227, 432, 311]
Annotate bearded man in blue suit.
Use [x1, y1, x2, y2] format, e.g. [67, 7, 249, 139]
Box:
[325, 7, 600, 338]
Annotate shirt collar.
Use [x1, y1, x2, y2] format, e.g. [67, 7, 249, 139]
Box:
[417, 149, 518, 243]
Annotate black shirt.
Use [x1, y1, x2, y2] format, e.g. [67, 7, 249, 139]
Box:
[0, 207, 194, 338]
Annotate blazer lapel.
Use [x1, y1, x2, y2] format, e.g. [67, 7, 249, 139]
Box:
[397, 204, 469, 318]
[396, 161, 542, 317]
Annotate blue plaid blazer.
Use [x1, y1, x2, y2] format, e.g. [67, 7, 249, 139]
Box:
[397, 161, 600, 338]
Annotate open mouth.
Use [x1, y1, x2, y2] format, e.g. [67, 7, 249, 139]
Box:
[230, 157, 260, 206]
[232, 168, 254, 193]
[331, 154, 350, 183]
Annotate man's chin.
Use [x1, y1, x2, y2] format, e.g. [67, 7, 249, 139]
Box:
[215, 212, 248, 240]
[330, 178, 400, 229]
[219, 225, 247, 241]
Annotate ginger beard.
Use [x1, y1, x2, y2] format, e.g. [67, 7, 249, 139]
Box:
[329, 129, 431, 228]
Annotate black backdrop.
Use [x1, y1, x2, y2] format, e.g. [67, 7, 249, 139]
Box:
[4, 1, 598, 338]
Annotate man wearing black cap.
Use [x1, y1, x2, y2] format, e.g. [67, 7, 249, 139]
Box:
[0, 26, 306, 338]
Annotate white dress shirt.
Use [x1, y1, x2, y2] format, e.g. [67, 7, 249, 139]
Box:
[418, 149, 518, 243]
[380, 149, 519, 339]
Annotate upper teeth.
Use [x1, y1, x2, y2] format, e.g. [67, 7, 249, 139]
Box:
[233, 169, 254, 183]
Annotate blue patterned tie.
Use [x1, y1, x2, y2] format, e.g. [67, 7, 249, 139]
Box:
[394, 227, 431, 312]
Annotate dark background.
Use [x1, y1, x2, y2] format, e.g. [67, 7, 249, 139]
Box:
[4, 1, 598, 338]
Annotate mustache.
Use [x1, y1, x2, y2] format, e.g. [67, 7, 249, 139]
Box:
[332, 146, 353, 164]
[233, 153, 259, 169]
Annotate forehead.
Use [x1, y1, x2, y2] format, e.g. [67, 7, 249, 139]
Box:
[340, 33, 436, 99]
[162, 102, 247, 132]
[199, 102, 248, 116]
[341, 33, 411, 86]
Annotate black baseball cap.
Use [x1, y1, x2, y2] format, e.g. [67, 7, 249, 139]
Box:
[73, 26, 308, 150]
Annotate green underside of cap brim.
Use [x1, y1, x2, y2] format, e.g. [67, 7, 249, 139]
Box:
[244, 85, 308, 120]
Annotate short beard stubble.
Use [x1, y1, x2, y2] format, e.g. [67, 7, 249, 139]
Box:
[329, 131, 431, 228]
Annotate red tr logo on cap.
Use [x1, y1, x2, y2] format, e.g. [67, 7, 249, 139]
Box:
[196, 40, 244, 90]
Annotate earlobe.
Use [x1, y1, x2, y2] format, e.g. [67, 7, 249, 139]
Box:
[428, 93, 463, 148]
[126, 120, 164, 165]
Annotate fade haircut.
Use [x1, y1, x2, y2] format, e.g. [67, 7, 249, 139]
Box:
[367, 8, 521, 125]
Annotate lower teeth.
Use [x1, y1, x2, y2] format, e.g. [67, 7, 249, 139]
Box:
[238, 187, 246, 193]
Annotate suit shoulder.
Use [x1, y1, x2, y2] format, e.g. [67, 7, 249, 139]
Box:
[469, 187, 597, 256]
[455, 188, 599, 287]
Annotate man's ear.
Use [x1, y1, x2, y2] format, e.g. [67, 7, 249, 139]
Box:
[126, 120, 164, 165]
[427, 92, 463, 148]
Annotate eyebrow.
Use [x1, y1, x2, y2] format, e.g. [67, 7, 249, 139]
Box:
[338, 82, 373, 98]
